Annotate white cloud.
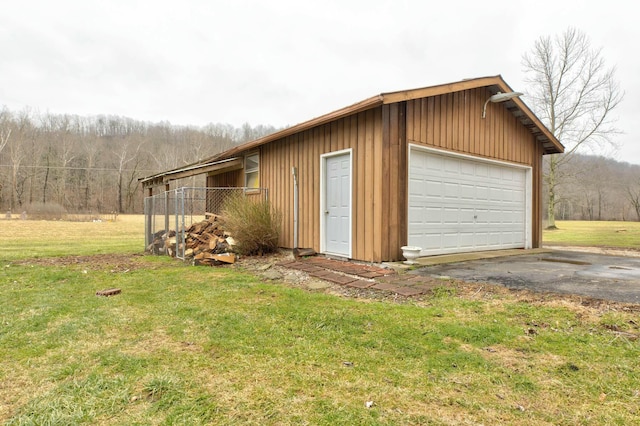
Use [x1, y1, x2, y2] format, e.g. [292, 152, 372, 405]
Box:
[1, 0, 638, 162]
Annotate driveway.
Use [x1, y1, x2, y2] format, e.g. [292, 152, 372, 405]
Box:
[410, 249, 640, 304]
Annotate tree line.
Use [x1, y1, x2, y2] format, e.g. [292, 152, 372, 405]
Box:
[551, 154, 640, 221]
[2, 104, 640, 221]
[1, 28, 635, 222]
[0, 107, 277, 215]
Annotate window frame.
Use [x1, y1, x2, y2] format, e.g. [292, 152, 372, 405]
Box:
[244, 152, 260, 189]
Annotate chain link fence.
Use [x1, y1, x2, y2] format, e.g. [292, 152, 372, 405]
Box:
[144, 187, 268, 259]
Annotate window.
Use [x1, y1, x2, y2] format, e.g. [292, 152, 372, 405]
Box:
[245, 153, 259, 188]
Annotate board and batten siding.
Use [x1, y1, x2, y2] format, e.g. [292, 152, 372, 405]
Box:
[209, 86, 545, 262]
[208, 107, 402, 263]
[404, 87, 544, 249]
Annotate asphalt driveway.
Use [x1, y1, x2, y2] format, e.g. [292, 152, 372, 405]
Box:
[410, 249, 640, 304]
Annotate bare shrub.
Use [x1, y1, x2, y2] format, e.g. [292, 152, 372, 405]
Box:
[23, 202, 67, 220]
[221, 193, 281, 256]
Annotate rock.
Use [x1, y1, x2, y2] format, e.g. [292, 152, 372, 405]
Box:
[257, 263, 273, 271]
[306, 280, 332, 290]
[261, 270, 282, 281]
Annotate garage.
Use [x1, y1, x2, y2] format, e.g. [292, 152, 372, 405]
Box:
[408, 146, 531, 256]
[156, 76, 562, 262]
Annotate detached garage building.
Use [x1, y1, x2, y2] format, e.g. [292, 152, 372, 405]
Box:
[142, 75, 563, 262]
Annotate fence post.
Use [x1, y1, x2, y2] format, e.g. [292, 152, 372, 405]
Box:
[164, 191, 169, 236]
[144, 197, 152, 248]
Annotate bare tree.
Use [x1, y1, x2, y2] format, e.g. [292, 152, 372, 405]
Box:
[112, 136, 145, 213]
[0, 107, 12, 155]
[0, 107, 279, 214]
[627, 183, 640, 221]
[522, 27, 623, 228]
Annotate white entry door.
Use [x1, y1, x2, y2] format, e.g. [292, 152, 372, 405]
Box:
[322, 150, 352, 257]
[408, 147, 530, 256]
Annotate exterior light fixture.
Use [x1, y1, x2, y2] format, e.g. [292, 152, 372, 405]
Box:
[481, 91, 523, 119]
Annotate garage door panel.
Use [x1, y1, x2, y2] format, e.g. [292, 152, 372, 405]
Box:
[458, 232, 477, 248]
[442, 233, 460, 249]
[409, 148, 527, 256]
[459, 184, 475, 199]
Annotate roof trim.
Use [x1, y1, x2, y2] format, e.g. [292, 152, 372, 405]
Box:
[141, 75, 564, 185]
[207, 75, 562, 162]
[381, 76, 508, 104]
[140, 157, 242, 187]
[205, 94, 384, 163]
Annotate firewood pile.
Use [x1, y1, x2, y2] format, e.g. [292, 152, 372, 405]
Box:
[146, 214, 236, 266]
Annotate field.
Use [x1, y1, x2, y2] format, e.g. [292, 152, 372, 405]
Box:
[543, 220, 640, 250]
[1, 217, 639, 424]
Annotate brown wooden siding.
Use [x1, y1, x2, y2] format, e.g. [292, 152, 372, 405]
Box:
[209, 86, 545, 261]
[381, 102, 407, 261]
[207, 170, 242, 187]
[209, 108, 387, 262]
[406, 87, 537, 165]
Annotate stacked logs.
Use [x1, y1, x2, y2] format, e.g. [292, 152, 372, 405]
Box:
[184, 214, 236, 265]
[146, 214, 236, 266]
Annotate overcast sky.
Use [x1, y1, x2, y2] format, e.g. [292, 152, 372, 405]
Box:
[1, 1, 638, 163]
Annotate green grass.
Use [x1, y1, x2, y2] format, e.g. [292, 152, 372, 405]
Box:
[1, 218, 640, 424]
[543, 220, 640, 250]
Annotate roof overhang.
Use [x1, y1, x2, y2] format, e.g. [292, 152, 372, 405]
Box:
[140, 157, 243, 188]
[204, 75, 562, 162]
[380, 76, 563, 155]
[201, 94, 385, 163]
[141, 75, 563, 186]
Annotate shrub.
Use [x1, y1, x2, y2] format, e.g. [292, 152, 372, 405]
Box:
[221, 193, 281, 256]
[23, 202, 67, 220]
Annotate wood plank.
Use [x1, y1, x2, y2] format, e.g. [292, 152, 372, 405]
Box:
[369, 108, 382, 262]
[406, 100, 414, 141]
[504, 112, 510, 160]
[480, 88, 487, 156]
[381, 104, 392, 261]
[452, 91, 459, 152]
[355, 114, 366, 260]
[397, 101, 408, 258]
[463, 90, 470, 153]
[306, 130, 313, 250]
[499, 108, 505, 158]
[427, 97, 435, 145]
[413, 99, 421, 142]
[474, 89, 481, 155]
[491, 109, 498, 158]
[211, 253, 236, 264]
[361, 112, 374, 261]
[330, 120, 338, 152]
[420, 98, 428, 144]
[434, 95, 442, 147]
[312, 127, 320, 252]
[288, 136, 293, 246]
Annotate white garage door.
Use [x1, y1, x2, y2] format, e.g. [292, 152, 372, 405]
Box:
[408, 148, 528, 256]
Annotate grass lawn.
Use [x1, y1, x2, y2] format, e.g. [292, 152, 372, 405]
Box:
[0, 215, 145, 261]
[543, 220, 640, 250]
[1, 218, 639, 424]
